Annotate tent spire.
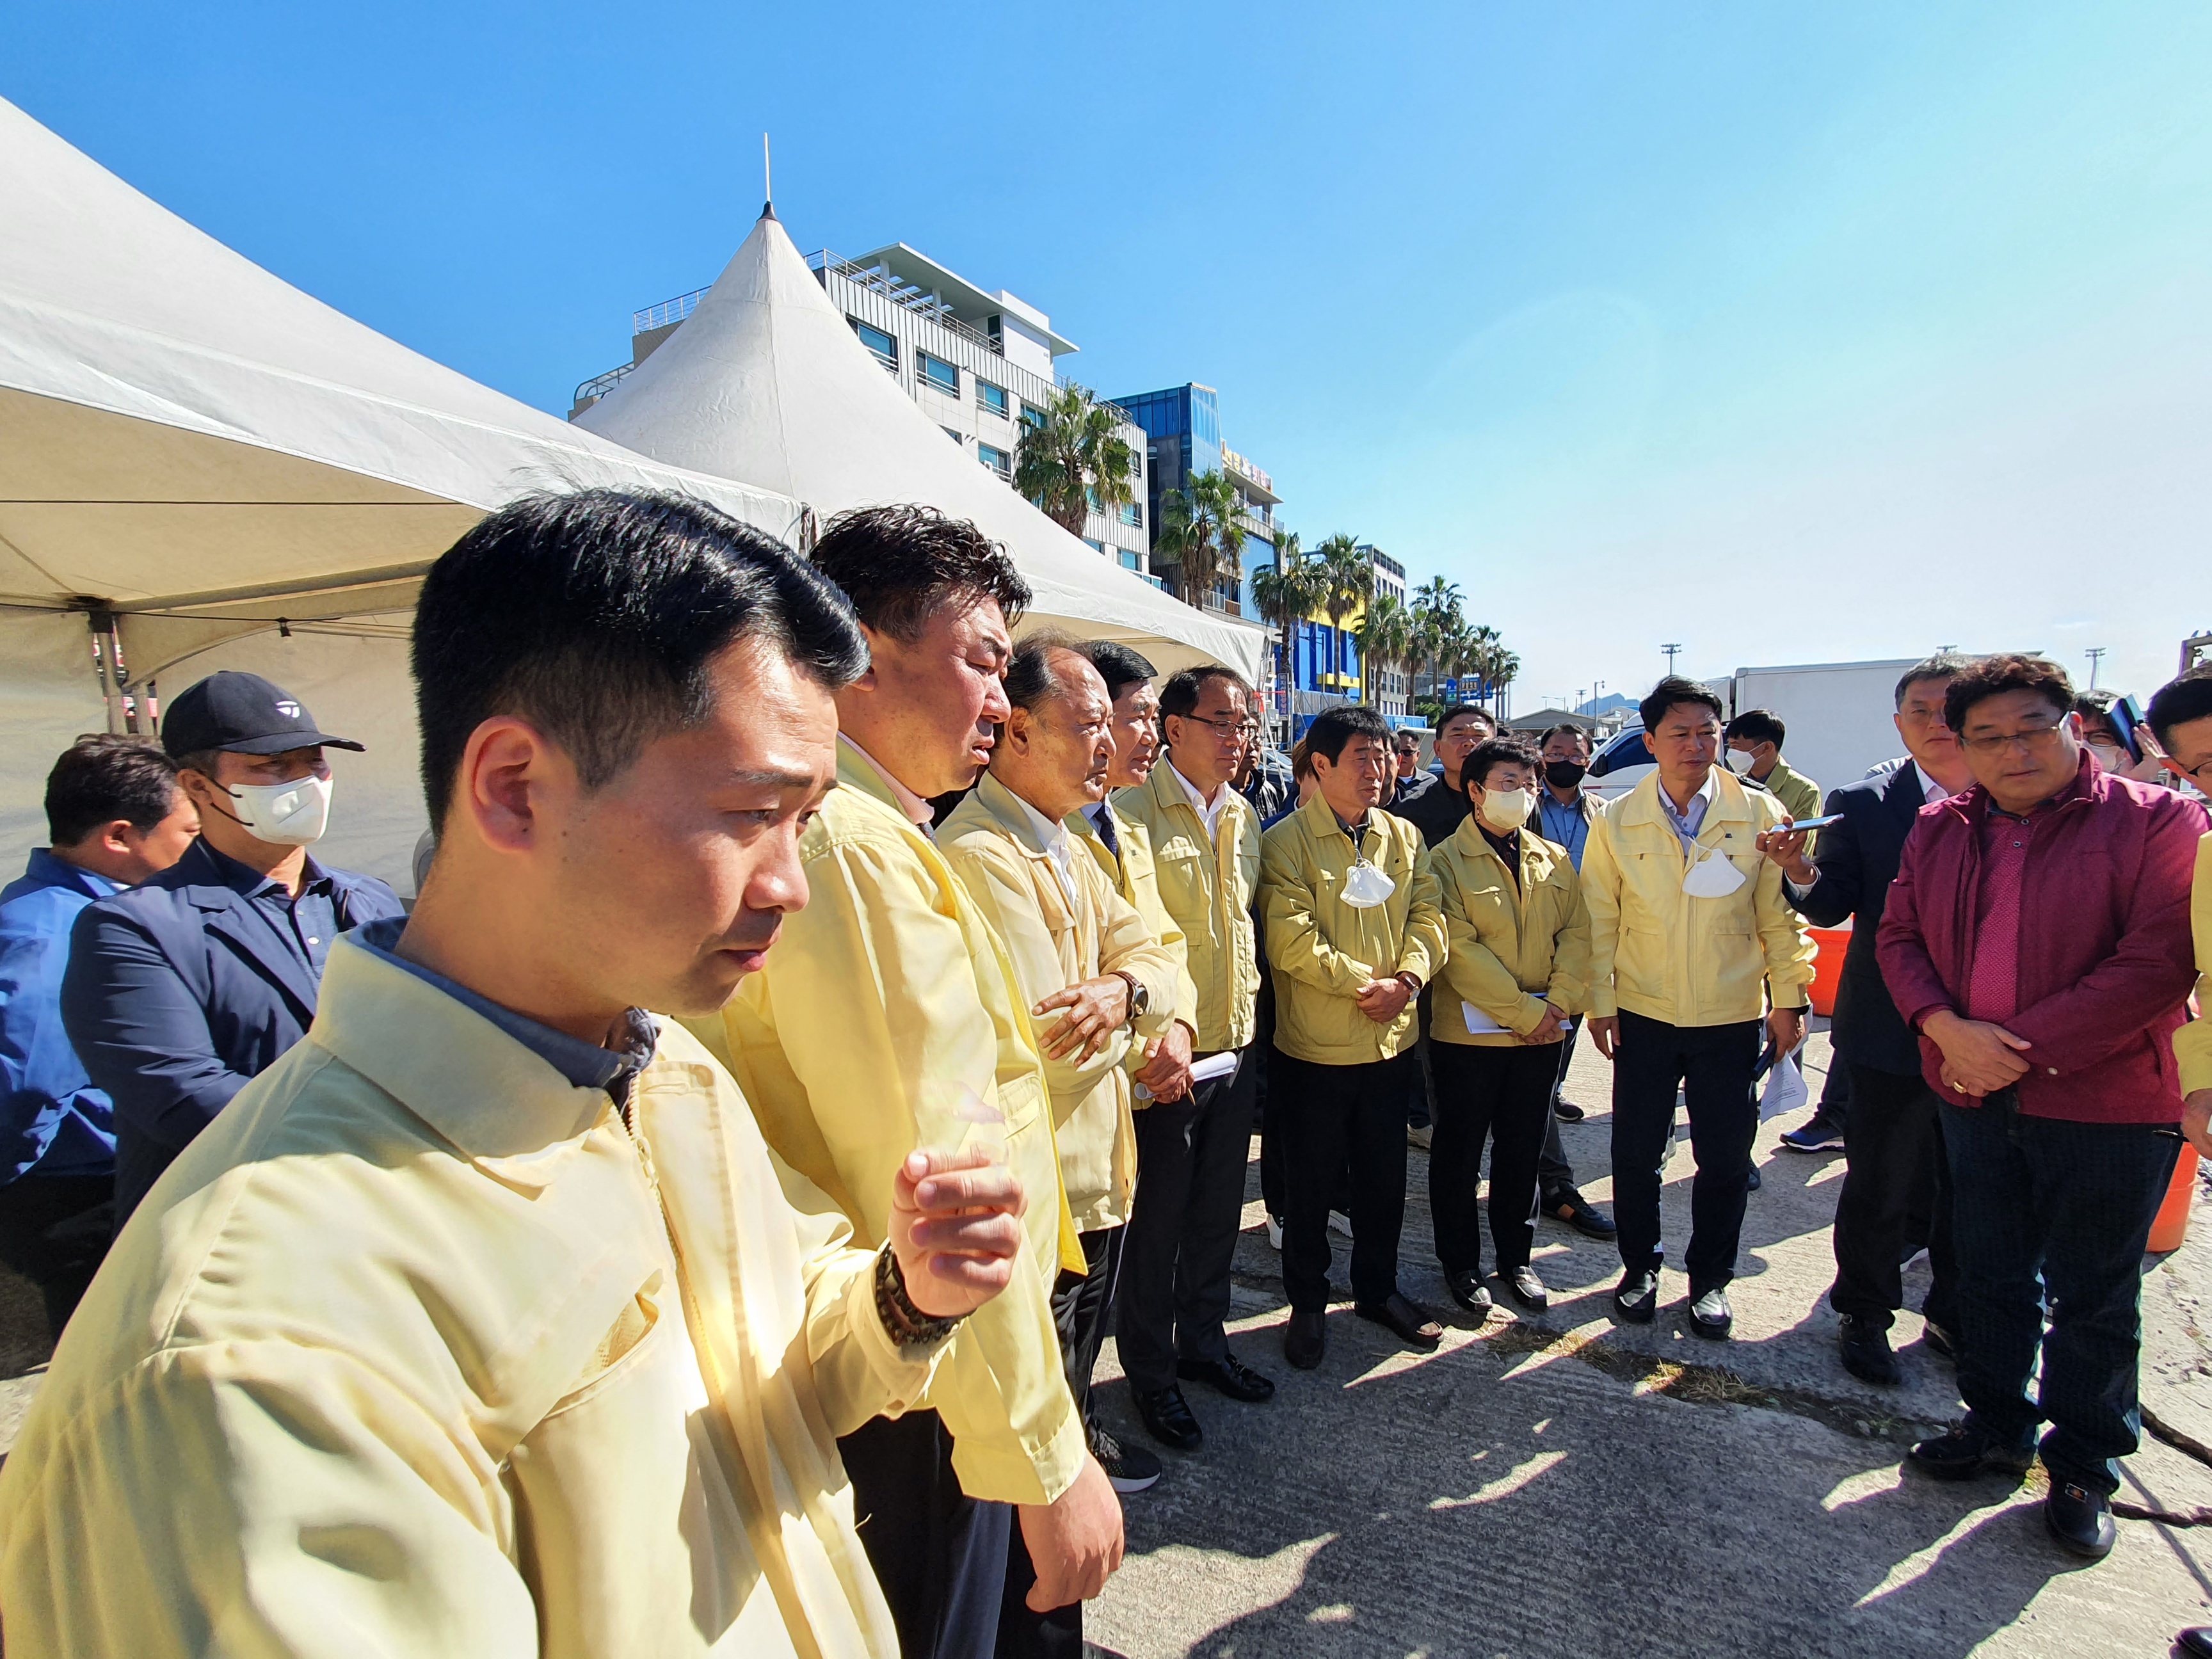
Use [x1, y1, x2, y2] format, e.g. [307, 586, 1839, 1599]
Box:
[761, 132, 775, 221]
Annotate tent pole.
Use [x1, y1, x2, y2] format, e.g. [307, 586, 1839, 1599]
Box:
[86, 609, 124, 733]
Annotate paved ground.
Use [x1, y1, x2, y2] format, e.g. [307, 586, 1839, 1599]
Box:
[1086, 1022, 2212, 1659]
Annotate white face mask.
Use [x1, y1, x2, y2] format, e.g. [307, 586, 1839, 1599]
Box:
[1681, 840, 1747, 899]
[1724, 748, 1758, 776]
[1341, 860, 1398, 909]
[225, 775, 333, 846]
[2088, 742, 2126, 773]
[1479, 786, 1535, 831]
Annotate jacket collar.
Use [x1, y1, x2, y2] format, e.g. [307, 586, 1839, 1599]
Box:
[837, 735, 935, 829]
[1450, 812, 1551, 878]
[1298, 787, 1379, 850]
[1148, 758, 1249, 836]
[20, 847, 116, 901]
[1935, 747, 2100, 829]
[311, 931, 614, 1185]
[972, 772, 1061, 862]
[1617, 767, 1756, 830]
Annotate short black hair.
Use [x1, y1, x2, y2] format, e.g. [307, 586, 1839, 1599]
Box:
[1305, 704, 1391, 764]
[1639, 677, 1724, 732]
[2147, 663, 2212, 753]
[1079, 639, 1157, 702]
[810, 504, 1030, 643]
[1725, 709, 1786, 750]
[412, 489, 867, 828]
[1893, 652, 1973, 709]
[1944, 653, 2072, 735]
[1003, 630, 1087, 712]
[1394, 730, 1422, 750]
[1460, 735, 1541, 798]
[45, 734, 181, 846]
[2072, 687, 2128, 750]
[1434, 703, 1494, 735]
[1160, 665, 1253, 721]
[1539, 723, 1591, 752]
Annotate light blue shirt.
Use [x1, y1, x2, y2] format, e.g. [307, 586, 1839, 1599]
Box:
[1537, 791, 1594, 871]
[1656, 771, 1718, 858]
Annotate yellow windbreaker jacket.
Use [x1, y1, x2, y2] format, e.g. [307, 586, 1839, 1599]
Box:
[1109, 760, 1263, 1054]
[0, 934, 940, 1658]
[1258, 792, 1448, 1065]
[706, 749, 1087, 1507]
[1431, 817, 1592, 1046]
[1069, 796, 1201, 1053]
[943, 774, 1182, 1232]
[2177, 832, 2212, 1098]
[1581, 769, 1816, 1027]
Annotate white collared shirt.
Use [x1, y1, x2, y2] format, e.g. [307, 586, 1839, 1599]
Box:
[1014, 791, 1079, 907]
[1657, 769, 1719, 857]
[1169, 760, 1229, 842]
[1914, 763, 1961, 806]
[840, 734, 936, 831]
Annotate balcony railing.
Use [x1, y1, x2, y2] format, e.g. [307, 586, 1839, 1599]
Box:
[572, 362, 634, 407]
[808, 250, 1002, 357]
[634, 289, 709, 335]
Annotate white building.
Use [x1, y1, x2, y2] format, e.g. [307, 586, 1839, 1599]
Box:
[573, 242, 1152, 575]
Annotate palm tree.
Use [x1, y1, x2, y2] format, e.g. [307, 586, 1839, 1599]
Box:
[1014, 384, 1136, 538]
[1409, 577, 1463, 701]
[1487, 648, 1521, 720]
[1249, 538, 1317, 727]
[1354, 591, 1414, 712]
[1307, 534, 1374, 698]
[1153, 470, 1246, 609]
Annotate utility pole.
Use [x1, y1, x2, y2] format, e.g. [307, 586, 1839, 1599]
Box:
[1662, 643, 1682, 677]
[2085, 646, 2106, 689]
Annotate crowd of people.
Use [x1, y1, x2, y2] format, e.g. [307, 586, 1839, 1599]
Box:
[0, 486, 2208, 1655]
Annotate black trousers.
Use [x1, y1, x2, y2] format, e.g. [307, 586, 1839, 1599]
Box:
[1610, 1010, 1761, 1290]
[1829, 1062, 1957, 1331]
[997, 1225, 1124, 1656]
[0, 1172, 114, 1371]
[1273, 1049, 1415, 1311]
[1539, 1018, 1580, 1192]
[1404, 985, 1438, 1130]
[1430, 1041, 1558, 1275]
[1118, 1047, 1258, 1391]
[838, 1410, 1011, 1659]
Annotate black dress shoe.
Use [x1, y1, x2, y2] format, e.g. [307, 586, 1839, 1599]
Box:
[1445, 1269, 1494, 1317]
[1134, 1384, 1203, 1452]
[1355, 1292, 1443, 1350]
[1920, 1318, 1957, 1363]
[1503, 1265, 1550, 1311]
[1543, 1186, 1618, 1239]
[1905, 1423, 2034, 1482]
[2046, 1481, 2116, 1559]
[1177, 1354, 1276, 1403]
[1746, 1166, 1762, 1192]
[1285, 1307, 1326, 1370]
[1687, 1286, 1733, 1338]
[1614, 1269, 1659, 1323]
[1552, 1098, 1586, 1121]
[1838, 1316, 1901, 1384]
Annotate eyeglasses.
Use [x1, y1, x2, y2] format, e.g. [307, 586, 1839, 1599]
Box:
[1179, 712, 1260, 739]
[1958, 721, 2065, 756]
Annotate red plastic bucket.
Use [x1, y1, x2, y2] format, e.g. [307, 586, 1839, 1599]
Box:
[2151, 1142, 2199, 1255]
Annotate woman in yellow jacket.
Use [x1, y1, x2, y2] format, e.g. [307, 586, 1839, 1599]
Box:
[1429, 736, 1590, 1318]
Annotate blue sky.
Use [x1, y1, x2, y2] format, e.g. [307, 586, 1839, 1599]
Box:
[11, 2, 2209, 709]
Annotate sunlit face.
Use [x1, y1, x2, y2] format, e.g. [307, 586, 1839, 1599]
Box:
[1643, 701, 1722, 789]
[854, 598, 1013, 797]
[1541, 729, 1591, 766]
[2160, 714, 2212, 790]
[1000, 652, 1114, 820]
[1394, 736, 1420, 778]
[544, 638, 838, 1017]
[180, 745, 332, 858]
[1104, 679, 1160, 789]
[1314, 733, 1390, 821]
[123, 789, 202, 879]
[1893, 675, 1960, 773]
[1436, 713, 1492, 776]
[1956, 688, 2081, 812]
[1468, 757, 1538, 822]
[1166, 676, 1252, 795]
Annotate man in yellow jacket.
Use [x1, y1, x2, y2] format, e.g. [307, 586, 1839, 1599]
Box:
[940, 638, 1181, 1645]
[1108, 661, 1277, 1455]
[709, 507, 1121, 1656]
[0, 489, 1037, 1658]
[2151, 666, 2212, 1153]
[1584, 677, 1816, 1338]
[1259, 704, 1449, 1370]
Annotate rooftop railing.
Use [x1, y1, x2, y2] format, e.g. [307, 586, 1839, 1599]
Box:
[634, 289, 709, 335]
[572, 362, 634, 406]
[807, 250, 1002, 357]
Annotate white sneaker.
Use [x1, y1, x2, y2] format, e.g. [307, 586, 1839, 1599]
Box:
[1267, 1214, 1284, 1250]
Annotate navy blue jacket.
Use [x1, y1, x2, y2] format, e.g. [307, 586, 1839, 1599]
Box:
[1782, 765, 1928, 1077]
[61, 838, 403, 1222]
[0, 850, 122, 1182]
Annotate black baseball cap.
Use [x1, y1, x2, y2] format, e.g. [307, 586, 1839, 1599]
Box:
[161, 671, 364, 758]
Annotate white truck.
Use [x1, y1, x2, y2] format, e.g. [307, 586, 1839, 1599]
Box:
[1584, 657, 1917, 808]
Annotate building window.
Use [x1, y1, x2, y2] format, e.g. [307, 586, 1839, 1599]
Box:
[977, 380, 1009, 419]
[942, 427, 965, 445]
[849, 317, 897, 372]
[1119, 550, 1140, 570]
[1120, 502, 1141, 527]
[978, 442, 1011, 478]
[1021, 401, 1047, 429]
[918, 352, 958, 396]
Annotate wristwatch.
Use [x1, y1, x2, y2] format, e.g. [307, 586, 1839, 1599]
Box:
[1114, 971, 1149, 1026]
[1394, 972, 1422, 996]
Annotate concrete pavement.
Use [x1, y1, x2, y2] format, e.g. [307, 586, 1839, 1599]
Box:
[1086, 1022, 2212, 1658]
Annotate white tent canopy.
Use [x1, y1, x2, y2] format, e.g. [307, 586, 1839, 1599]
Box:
[0, 95, 805, 884]
[577, 210, 1264, 682]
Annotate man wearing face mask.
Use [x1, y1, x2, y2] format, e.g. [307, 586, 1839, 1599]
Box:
[61, 671, 403, 1226]
[1723, 710, 1823, 826]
